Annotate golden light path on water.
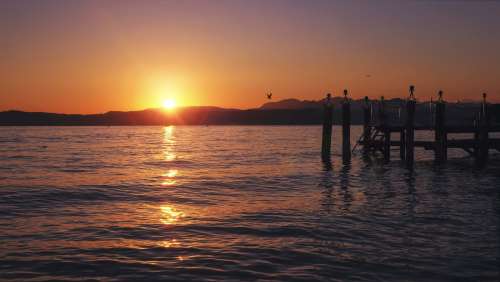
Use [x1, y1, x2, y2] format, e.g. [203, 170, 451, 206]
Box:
[159, 126, 185, 236]
[163, 126, 176, 162]
[155, 126, 186, 258]
[162, 169, 178, 186]
[160, 206, 186, 225]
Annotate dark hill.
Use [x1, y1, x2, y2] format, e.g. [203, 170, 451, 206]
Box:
[0, 100, 498, 126]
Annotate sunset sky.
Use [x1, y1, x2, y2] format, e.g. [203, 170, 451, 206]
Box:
[1, 0, 499, 114]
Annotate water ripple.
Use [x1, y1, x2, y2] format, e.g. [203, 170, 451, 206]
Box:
[0, 126, 498, 281]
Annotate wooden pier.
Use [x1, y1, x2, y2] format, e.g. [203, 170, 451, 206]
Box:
[321, 86, 500, 168]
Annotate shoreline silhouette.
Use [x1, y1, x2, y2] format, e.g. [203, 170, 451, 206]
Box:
[1, 98, 498, 126]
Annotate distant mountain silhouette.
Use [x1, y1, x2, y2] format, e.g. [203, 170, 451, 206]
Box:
[1, 99, 498, 126]
[259, 97, 409, 110]
[260, 98, 323, 109]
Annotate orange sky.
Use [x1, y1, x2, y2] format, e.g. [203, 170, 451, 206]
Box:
[1, 0, 499, 114]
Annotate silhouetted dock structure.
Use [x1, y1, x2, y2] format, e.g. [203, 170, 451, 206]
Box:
[321, 86, 500, 168]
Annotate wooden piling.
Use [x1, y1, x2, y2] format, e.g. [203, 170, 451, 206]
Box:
[400, 129, 406, 160]
[321, 93, 333, 160]
[434, 90, 447, 163]
[477, 93, 489, 166]
[399, 101, 406, 160]
[362, 96, 371, 152]
[380, 96, 390, 162]
[474, 116, 480, 160]
[384, 129, 391, 162]
[379, 96, 387, 126]
[342, 90, 351, 163]
[405, 86, 416, 168]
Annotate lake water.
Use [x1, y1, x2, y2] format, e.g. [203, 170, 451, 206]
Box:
[0, 126, 499, 281]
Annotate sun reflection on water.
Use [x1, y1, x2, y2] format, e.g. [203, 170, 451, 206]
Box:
[162, 126, 178, 185]
[164, 169, 178, 178]
[159, 239, 181, 248]
[160, 206, 185, 225]
[161, 169, 178, 186]
[161, 179, 177, 186]
[163, 126, 176, 162]
[163, 125, 174, 138]
[164, 152, 176, 161]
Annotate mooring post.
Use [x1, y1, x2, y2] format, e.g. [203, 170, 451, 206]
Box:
[380, 96, 390, 162]
[321, 93, 333, 160]
[379, 96, 386, 126]
[405, 85, 416, 168]
[399, 102, 405, 160]
[474, 114, 480, 159]
[384, 129, 391, 162]
[363, 96, 372, 152]
[342, 90, 351, 163]
[477, 93, 489, 166]
[400, 129, 406, 161]
[434, 90, 447, 163]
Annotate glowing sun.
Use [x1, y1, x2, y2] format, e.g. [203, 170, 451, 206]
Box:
[162, 99, 176, 110]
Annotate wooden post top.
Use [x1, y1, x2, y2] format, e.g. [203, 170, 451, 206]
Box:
[409, 85, 416, 101]
[364, 96, 370, 109]
[438, 90, 444, 102]
[325, 93, 332, 107]
[481, 93, 487, 118]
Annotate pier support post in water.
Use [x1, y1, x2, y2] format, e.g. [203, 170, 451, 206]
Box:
[321, 93, 333, 160]
[398, 93, 405, 160]
[362, 96, 372, 152]
[379, 96, 390, 162]
[400, 129, 406, 161]
[434, 90, 447, 163]
[383, 128, 391, 162]
[405, 85, 416, 168]
[476, 93, 489, 167]
[342, 90, 351, 163]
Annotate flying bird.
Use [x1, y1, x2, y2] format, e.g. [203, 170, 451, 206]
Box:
[266, 92, 272, 100]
